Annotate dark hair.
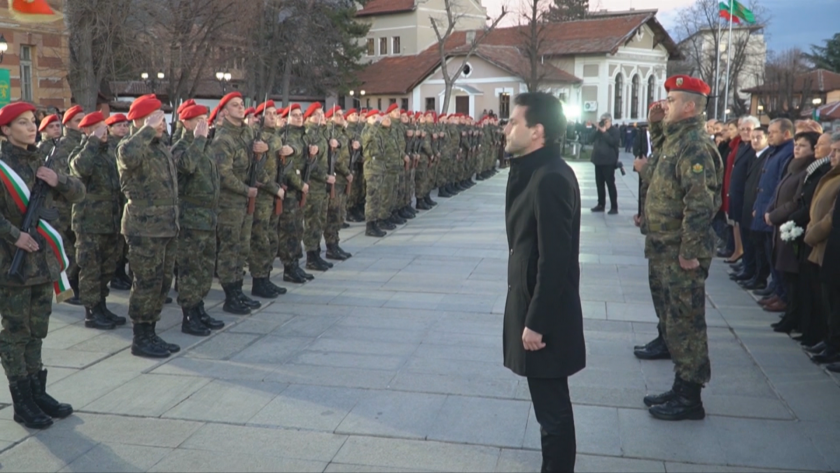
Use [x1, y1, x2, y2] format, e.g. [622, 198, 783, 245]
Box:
[794, 131, 820, 150]
[769, 118, 794, 135]
[753, 126, 769, 134]
[513, 92, 566, 145]
[726, 118, 739, 126]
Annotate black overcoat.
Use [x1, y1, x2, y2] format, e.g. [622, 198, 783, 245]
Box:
[503, 144, 586, 378]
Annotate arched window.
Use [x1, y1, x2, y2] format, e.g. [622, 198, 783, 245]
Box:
[631, 74, 640, 119]
[647, 75, 656, 110]
[614, 75, 623, 119]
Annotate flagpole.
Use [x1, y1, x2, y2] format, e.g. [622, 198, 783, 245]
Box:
[722, 0, 734, 121]
[713, 18, 722, 119]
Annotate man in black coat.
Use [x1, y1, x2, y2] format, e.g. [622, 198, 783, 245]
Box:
[590, 113, 621, 214]
[736, 127, 772, 289]
[503, 92, 585, 472]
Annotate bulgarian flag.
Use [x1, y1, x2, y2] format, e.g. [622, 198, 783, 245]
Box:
[0, 160, 72, 302]
[719, 0, 756, 24]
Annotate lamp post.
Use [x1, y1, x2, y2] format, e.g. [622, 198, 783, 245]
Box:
[141, 71, 164, 93]
[757, 104, 764, 119]
[348, 89, 365, 108]
[215, 71, 232, 94]
[0, 34, 7, 64]
[812, 97, 822, 107]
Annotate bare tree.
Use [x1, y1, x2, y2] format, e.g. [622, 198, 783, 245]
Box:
[518, 0, 551, 92]
[756, 48, 814, 119]
[430, 0, 507, 114]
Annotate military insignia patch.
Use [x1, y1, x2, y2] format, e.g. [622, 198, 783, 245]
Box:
[676, 77, 684, 86]
[692, 163, 704, 174]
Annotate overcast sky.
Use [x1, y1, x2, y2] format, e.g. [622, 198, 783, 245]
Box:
[483, 0, 837, 54]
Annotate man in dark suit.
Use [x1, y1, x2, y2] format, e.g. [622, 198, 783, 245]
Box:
[503, 92, 585, 472]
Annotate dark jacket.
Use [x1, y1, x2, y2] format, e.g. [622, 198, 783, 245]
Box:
[726, 142, 753, 223]
[820, 191, 840, 282]
[767, 156, 814, 273]
[632, 128, 650, 158]
[741, 147, 770, 228]
[590, 126, 620, 166]
[789, 159, 832, 262]
[751, 140, 794, 232]
[504, 144, 585, 378]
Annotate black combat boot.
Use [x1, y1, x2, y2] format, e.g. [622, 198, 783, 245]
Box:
[438, 186, 452, 198]
[643, 375, 680, 407]
[284, 261, 307, 283]
[265, 277, 287, 295]
[447, 183, 460, 194]
[391, 211, 406, 225]
[475, 173, 485, 181]
[366, 221, 387, 237]
[99, 301, 126, 325]
[28, 369, 73, 418]
[425, 195, 437, 207]
[306, 251, 330, 271]
[403, 206, 416, 218]
[251, 277, 279, 299]
[222, 283, 251, 315]
[336, 245, 352, 259]
[110, 276, 131, 290]
[131, 323, 170, 358]
[181, 306, 211, 336]
[634, 334, 671, 360]
[316, 247, 334, 268]
[379, 219, 396, 230]
[416, 199, 431, 211]
[196, 302, 224, 329]
[84, 305, 116, 330]
[66, 278, 82, 306]
[326, 244, 349, 260]
[236, 281, 261, 308]
[648, 378, 705, 421]
[297, 266, 315, 280]
[9, 377, 53, 429]
[150, 322, 181, 353]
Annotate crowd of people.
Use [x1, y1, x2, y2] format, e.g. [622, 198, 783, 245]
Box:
[707, 116, 840, 372]
[0, 95, 506, 429]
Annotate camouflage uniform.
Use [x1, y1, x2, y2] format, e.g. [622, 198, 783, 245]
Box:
[388, 121, 406, 215]
[69, 135, 122, 308]
[249, 127, 283, 279]
[402, 122, 416, 209]
[172, 130, 219, 309]
[277, 125, 306, 265]
[364, 122, 397, 222]
[303, 123, 329, 252]
[324, 124, 352, 245]
[117, 126, 179, 324]
[346, 122, 366, 213]
[414, 123, 434, 201]
[0, 141, 85, 380]
[642, 116, 722, 386]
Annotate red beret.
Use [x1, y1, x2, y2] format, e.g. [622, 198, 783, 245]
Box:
[78, 111, 106, 128]
[324, 105, 341, 119]
[177, 99, 196, 114]
[385, 103, 399, 114]
[360, 108, 368, 114]
[218, 92, 243, 112]
[0, 102, 37, 127]
[180, 104, 209, 121]
[38, 114, 59, 132]
[208, 107, 219, 124]
[244, 107, 256, 117]
[127, 95, 161, 121]
[365, 110, 380, 119]
[62, 105, 84, 124]
[105, 113, 128, 126]
[286, 104, 301, 116]
[256, 100, 276, 116]
[303, 102, 322, 120]
[425, 110, 436, 117]
[345, 108, 358, 117]
[276, 106, 287, 118]
[664, 75, 711, 97]
[400, 109, 407, 115]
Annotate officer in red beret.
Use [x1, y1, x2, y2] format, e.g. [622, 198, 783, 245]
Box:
[38, 114, 61, 141]
[300, 102, 338, 271]
[0, 101, 85, 429]
[323, 107, 355, 261]
[633, 74, 722, 421]
[344, 108, 367, 223]
[100, 113, 133, 292]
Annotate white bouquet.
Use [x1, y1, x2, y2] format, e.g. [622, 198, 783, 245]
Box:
[780, 220, 804, 242]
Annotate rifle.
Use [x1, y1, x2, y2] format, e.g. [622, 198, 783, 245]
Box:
[246, 116, 267, 215]
[327, 123, 336, 200]
[299, 136, 315, 208]
[404, 129, 413, 171]
[347, 128, 361, 196]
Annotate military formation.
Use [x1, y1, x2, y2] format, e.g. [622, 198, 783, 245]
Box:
[0, 94, 504, 429]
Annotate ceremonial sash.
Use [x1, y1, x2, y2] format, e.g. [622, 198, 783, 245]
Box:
[0, 159, 71, 300]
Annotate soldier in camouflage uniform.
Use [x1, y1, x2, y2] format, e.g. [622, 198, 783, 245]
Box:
[301, 103, 336, 271]
[398, 111, 417, 220]
[323, 106, 354, 260]
[172, 104, 225, 336]
[345, 109, 366, 222]
[0, 103, 84, 429]
[37, 114, 61, 143]
[38, 105, 84, 305]
[362, 111, 390, 237]
[104, 114, 133, 291]
[248, 100, 292, 298]
[414, 113, 436, 211]
[635, 75, 722, 421]
[385, 106, 408, 226]
[69, 112, 126, 331]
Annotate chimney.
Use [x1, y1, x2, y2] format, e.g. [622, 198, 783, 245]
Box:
[466, 30, 476, 44]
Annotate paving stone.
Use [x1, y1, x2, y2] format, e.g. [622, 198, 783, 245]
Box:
[82, 374, 212, 416]
[58, 443, 172, 472]
[149, 356, 276, 381]
[336, 391, 447, 439]
[332, 436, 500, 472]
[36, 412, 202, 448]
[427, 395, 531, 447]
[248, 385, 364, 431]
[161, 379, 288, 423]
[325, 462, 434, 473]
[228, 336, 312, 365]
[0, 435, 97, 472]
[185, 333, 261, 360]
[268, 364, 395, 389]
[148, 449, 327, 473]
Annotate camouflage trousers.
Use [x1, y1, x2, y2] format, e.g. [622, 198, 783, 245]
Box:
[75, 233, 120, 308]
[303, 187, 329, 252]
[403, 165, 416, 207]
[176, 228, 216, 309]
[126, 235, 176, 324]
[277, 194, 303, 266]
[364, 163, 389, 222]
[62, 226, 79, 283]
[324, 182, 347, 245]
[416, 157, 436, 198]
[249, 200, 279, 278]
[387, 168, 401, 213]
[0, 283, 52, 380]
[648, 255, 712, 385]
[348, 167, 366, 210]
[216, 208, 253, 285]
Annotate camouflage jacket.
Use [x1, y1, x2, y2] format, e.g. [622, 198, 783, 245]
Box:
[304, 123, 329, 189]
[117, 125, 179, 238]
[419, 124, 433, 158]
[0, 141, 85, 287]
[282, 125, 307, 195]
[172, 131, 219, 231]
[69, 135, 121, 234]
[37, 127, 83, 229]
[331, 124, 352, 186]
[209, 119, 279, 210]
[256, 127, 284, 206]
[643, 116, 722, 260]
[362, 123, 389, 172]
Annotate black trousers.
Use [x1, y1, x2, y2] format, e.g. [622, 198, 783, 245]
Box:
[822, 281, 840, 349]
[750, 230, 771, 284]
[594, 165, 617, 209]
[528, 377, 576, 473]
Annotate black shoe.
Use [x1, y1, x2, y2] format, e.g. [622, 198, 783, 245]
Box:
[608, 208, 618, 215]
[753, 285, 775, 297]
[649, 379, 705, 421]
[811, 346, 840, 364]
[150, 322, 180, 353]
[634, 336, 671, 360]
[826, 362, 840, 373]
[346, 209, 364, 222]
[297, 265, 315, 281]
[741, 280, 767, 290]
[391, 211, 406, 225]
[110, 277, 131, 290]
[28, 370, 73, 418]
[772, 317, 797, 334]
[284, 263, 307, 283]
[236, 281, 261, 308]
[197, 301, 224, 330]
[99, 301, 126, 325]
[379, 219, 396, 230]
[804, 341, 827, 354]
[181, 306, 211, 336]
[591, 205, 605, 212]
[251, 277, 280, 299]
[400, 207, 415, 219]
[306, 251, 331, 271]
[326, 243, 349, 260]
[425, 195, 437, 207]
[84, 305, 116, 330]
[9, 377, 53, 429]
[366, 221, 387, 237]
[634, 334, 664, 350]
[438, 187, 452, 198]
[165, 296, 173, 304]
[404, 206, 417, 218]
[729, 271, 752, 281]
[222, 283, 250, 315]
[716, 249, 733, 258]
[315, 250, 334, 268]
[644, 376, 679, 407]
[66, 283, 82, 306]
[265, 278, 287, 295]
[341, 222, 350, 229]
[131, 324, 170, 358]
[416, 200, 431, 211]
[448, 184, 460, 194]
[475, 174, 485, 181]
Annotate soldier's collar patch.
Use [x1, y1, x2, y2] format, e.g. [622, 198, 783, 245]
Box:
[692, 163, 704, 174]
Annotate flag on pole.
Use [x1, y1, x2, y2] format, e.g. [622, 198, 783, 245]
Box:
[718, 1, 756, 24]
[719, 9, 741, 24]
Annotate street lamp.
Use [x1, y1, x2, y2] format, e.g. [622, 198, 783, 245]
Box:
[215, 71, 232, 94]
[757, 104, 764, 118]
[812, 97, 822, 106]
[0, 34, 7, 64]
[141, 71, 164, 92]
[348, 89, 366, 108]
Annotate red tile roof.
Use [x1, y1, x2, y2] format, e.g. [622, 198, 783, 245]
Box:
[741, 69, 840, 94]
[474, 45, 581, 84]
[817, 101, 840, 121]
[356, 0, 415, 17]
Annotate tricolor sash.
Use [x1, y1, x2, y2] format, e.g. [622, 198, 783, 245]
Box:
[0, 159, 72, 301]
